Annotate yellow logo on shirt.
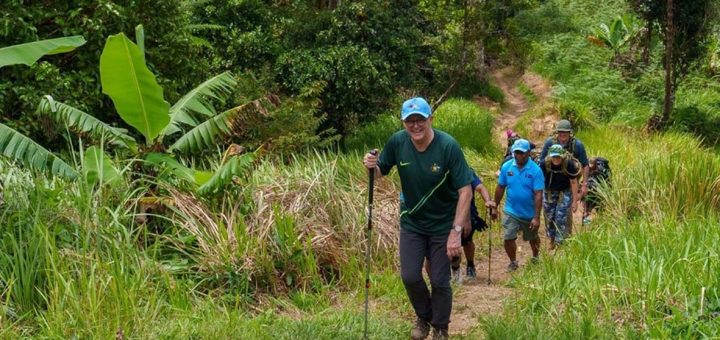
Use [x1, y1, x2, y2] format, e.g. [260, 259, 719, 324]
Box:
[431, 163, 441, 173]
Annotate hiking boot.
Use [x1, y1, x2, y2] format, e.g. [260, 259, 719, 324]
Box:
[431, 328, 449, 340]
[410, 318, 430, 340]
[507, 261, 519, 272]
[451, 267, 462, 284]
[466, 266, 476, 280]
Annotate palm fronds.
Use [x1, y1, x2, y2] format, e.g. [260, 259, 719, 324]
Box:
[0, 123, 77, 180]
[169, 100, 268, 154]
[164, 72, 237, 136]
[38, 96, 137, 150]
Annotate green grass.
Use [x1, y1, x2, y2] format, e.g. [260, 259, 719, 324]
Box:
[433, 98, 498, 154]
[517, 82, 538, 104]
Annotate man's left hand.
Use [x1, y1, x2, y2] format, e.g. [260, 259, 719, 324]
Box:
[446, 231, 462, 258]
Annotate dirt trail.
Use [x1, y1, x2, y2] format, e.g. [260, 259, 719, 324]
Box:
[449, 67, 555, 337]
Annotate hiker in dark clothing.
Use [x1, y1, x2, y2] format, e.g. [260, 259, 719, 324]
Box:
[539, 120, 589, 234]
[583, 157, 611, 224]
[363, 97, 473, 340]
[450, 170, 495, 282]
[540, 144, 580, 249]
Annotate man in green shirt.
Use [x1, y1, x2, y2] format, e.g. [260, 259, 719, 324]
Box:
[363, 97, 473, 340]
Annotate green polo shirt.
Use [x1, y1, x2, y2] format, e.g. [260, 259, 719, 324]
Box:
[378, 129, 473, 236]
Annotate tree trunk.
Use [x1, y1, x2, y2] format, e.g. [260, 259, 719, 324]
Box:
[662, 0, 675, 127]
[642, 20, 652, 65]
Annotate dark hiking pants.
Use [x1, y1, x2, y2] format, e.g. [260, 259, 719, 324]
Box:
[399, 228, 452, 330]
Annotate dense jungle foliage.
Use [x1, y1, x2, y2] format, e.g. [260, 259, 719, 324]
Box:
[1, 0, 719, 338]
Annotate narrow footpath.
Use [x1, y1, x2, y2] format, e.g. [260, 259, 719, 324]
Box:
[449, 66, 556, 337]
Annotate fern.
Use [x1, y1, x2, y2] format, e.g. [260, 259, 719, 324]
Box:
[164, 72, 237, 137]
[0, 123, 78, 180]
[38, 96, 137, 150]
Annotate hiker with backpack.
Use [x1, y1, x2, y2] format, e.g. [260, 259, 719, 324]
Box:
[496, 129, 536, 177]
[583, 157, 611, 224]
[491, 138, 545, 272]
[450, 170, 495, 282]
[540, 144, 580, 249]
[539, 120, 589, 234]
[502, 129, 536, 164]
[363, 97, 473, 340]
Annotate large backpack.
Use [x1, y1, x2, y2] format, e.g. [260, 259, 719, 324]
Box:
[549, 135, 582, 176]
[587, 157, 611, 189]
[544, 153, 582, 177]
[551, 135, 577, 154]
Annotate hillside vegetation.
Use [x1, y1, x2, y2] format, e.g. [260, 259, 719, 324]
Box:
[1, 0, 719, 338]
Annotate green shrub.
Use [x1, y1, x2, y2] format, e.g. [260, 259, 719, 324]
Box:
[275, 45, 392, 137]
[671, 105, 720, 145]
[434, 99, 498, 154]
[343, 112, 402, 152]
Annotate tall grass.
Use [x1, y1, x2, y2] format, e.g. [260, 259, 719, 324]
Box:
[1, 150, 413, 338]
[433, 98, 497, 154]
[579, 127, 720, 220]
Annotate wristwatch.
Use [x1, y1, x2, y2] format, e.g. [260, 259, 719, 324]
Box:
[453, 225, 463, 233]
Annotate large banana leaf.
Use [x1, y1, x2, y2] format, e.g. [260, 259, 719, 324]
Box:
[83, 146, 121, 186]
[0, 123, 78, 180]
[169, 101, 267, 154]
[100, 33, 170, 144]
[164, 72, 237, 137]
[38, 96, 137, 151]
[0, 36, 86, 68]
[144, 152, 196, 185]
[197, 153, 254, 195]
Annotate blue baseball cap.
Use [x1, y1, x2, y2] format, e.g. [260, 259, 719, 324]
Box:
[511, 139, 531, 153]
[401, 97, 432, 121]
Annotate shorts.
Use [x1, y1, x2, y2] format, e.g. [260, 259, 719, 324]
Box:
[502, 213, 538, 241]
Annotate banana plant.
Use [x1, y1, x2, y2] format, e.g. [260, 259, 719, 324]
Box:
[2, 28, 266, 195]
[587, 15, 639, 62]
[36, 28, 267, 193]
[0, 36, 86, 180]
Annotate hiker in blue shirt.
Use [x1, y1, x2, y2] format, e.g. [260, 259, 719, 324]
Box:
[491, 139, 545, 272]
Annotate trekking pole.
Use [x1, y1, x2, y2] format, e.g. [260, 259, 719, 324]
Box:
[487, 207, 493, 285]
[363, 150, 377, 340]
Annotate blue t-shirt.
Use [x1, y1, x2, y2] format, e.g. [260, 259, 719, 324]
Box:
[498, 159, 545, 220]
[540, 137, 589, 167]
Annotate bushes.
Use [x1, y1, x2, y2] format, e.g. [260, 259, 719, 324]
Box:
[434, 99, 497, 154]
[275, 45, 392, 136]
